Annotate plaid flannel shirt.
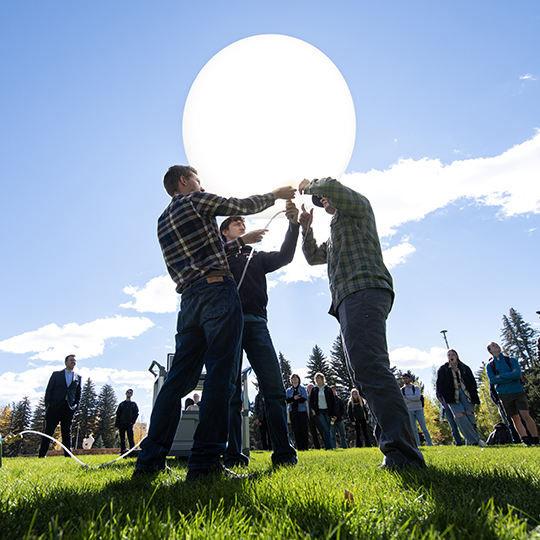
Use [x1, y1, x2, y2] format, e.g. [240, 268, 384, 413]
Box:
[158, 190, 275, 293]
[302, 177, 393, 313]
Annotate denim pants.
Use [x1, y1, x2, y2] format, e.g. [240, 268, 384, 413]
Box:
[136, 277, 243, 471]
[330, 419, 348, 449]
[337, 288, 425, 467]
[444, 407, 464, 445]
[408, 408, 432, 446]
[316, 410, 333, 449]
[225, 321, 297, 465]
[448, 387, 479, 445]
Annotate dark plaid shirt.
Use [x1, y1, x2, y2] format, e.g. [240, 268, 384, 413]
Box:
[158, 190, 275, 293]
[303, 177, 393, 312]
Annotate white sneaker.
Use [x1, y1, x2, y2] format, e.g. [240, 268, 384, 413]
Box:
[477, 440, 487, 447]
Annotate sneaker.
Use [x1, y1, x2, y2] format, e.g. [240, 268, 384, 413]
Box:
[185, 465, 247, 482]
[477, 440, 487, 447]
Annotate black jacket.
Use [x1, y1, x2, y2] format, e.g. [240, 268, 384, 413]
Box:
[436, 362, 480, 405]
[44, 370, 82, 410]
[309, 385, 337, 417]
[115, 400, 139, 426]
[227, 222, 299, 319]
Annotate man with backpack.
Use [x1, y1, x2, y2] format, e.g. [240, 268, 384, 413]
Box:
[486, 342, 539, 446]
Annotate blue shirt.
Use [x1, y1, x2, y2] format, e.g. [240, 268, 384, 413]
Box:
[486, 353, 523, 395]
[64, 369, 74, 388]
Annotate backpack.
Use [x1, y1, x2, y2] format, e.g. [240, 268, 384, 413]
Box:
[401, 386, 424, 408]
[488, 356, 523, 401]
[486, 421, 513, 445]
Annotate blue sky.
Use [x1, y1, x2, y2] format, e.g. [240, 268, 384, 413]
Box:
[1, 1, 539, 424]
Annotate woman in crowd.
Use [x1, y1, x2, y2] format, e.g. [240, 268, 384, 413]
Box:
[286, 373, 309, 450]
[308, 372, 336, 449]
[348, 388, 372, 447]
[436, 349, 487, 446]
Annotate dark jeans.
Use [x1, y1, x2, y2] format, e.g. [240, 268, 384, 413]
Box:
[290, 411, 310, 450]
[316, 410, 333, 449]
[338, 288, 425, 467]
[308, 411, 324, 449]
[353, 419, 372, 447]
[118, 423, 135, 453]
[330, 419, 348, 449]
[39, 402, 74, 457]
[225, 321, 297, 465]
[136, 278, 243, 471]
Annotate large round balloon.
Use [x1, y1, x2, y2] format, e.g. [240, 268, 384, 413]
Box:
[183, 34, 356, 200]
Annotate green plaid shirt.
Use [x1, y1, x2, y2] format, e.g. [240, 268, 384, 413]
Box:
[302, 178, 393, 313]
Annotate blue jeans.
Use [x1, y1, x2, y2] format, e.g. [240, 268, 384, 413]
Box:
[408, 408, 432, 446]
[316, 410, 333, 449]
[330, 419, 348, 449]
[444, 406, 464, 445]
[337, 289, 425, 468]
[136, 278, 243, 471]
[448, 387, 479, 445]
[225, 321, 297, 465]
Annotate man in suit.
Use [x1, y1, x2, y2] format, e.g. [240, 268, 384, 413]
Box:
[38, 354, 82, 457]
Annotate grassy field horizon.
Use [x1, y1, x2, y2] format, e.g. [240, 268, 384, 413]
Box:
[1, 446, 539, 539]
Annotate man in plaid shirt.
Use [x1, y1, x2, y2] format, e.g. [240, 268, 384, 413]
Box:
[134, 165, 296, 480]
[298, 177, 425, 469]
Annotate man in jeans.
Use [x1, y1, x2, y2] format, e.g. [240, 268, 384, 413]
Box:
[401, 372, 432, 447]
[220, 204, 299, 467]
[133, 165, 295, 480]
[299, 177, 425, 469]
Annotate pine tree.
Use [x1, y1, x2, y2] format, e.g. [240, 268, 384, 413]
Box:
[328, 334, 355, 398]
[278, 352, 292, 389]
[5, 397, 32, 456]
[25, 397, 47, 454]
[94, 384, 118, 448]
[73, 378, 98, 445]
[306, 345, 332, 384]
[500, 308, 539, 369]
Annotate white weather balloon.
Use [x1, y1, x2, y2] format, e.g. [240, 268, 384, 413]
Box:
[183, 34, 356, 200]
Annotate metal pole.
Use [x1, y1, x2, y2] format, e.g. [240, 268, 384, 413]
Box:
[440, 330, 449, 349]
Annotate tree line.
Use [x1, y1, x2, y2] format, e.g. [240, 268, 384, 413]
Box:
[0, 379, 122, 457]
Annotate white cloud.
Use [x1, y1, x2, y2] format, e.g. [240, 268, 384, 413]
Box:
[0, 365, 156, 408]
[0, 315, 155, 361]
[383, 238, 416, 269]
[121, 275, 178, 314]
[345, 130, 540, 238]
[389, 346, 447, 370]
[520, 73, 537, 81]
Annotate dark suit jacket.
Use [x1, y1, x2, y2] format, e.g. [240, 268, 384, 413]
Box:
[44, 369, 82, 410]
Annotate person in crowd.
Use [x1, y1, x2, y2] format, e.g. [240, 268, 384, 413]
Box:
[436, 349, 486, 446]
[253, 391, 272, 450]
[308, 373, 337, 450]
[115, 389, 139, 454]
[306, 383, 325, 449]
[401, 372, 432, 447]
[486, 341, 539, 446]
[220, 203, 299, 468]
[133, 164, 295, 480]
[348, 388, 372, 448]
[39, 354, 82, 458]
[330, 386, 348, 449]
[286, 374, 310, 451]
[299, 177, 425, 468]
[436, 394, 464, 446]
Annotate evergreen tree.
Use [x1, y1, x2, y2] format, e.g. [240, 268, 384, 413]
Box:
[5, 397, 32, 456]
[328, 334, 355, 398]
[306, 345, 332, 384]
[278, 352, 293, 389]
[94, 384, 118, 448]
[73, 378, 98, 445]
[25, 397, 47, 454]
[500, 308, 539, 369]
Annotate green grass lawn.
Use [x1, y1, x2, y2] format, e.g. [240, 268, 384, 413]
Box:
[1, 446, 539, 539]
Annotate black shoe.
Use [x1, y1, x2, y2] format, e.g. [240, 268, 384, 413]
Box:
[223, 459, 249, 469]
[185, 465, 247, 482]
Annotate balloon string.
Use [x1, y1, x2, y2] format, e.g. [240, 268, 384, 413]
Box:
[17, 430, 147, 468]
[236, 209, 286, 290]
